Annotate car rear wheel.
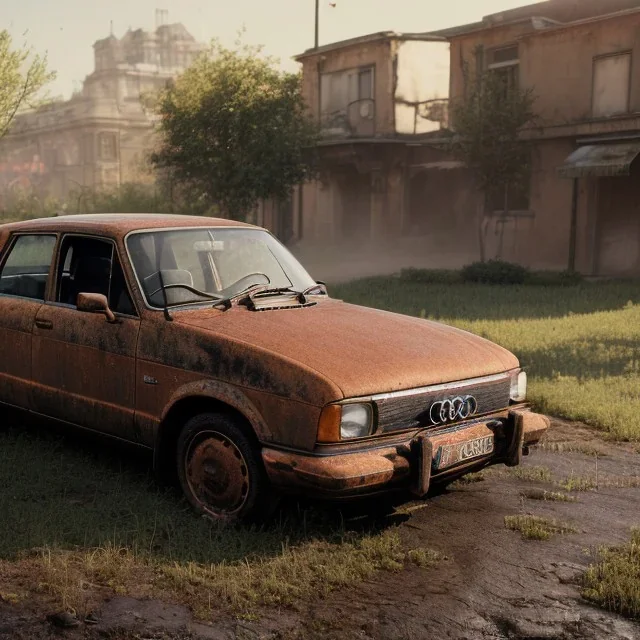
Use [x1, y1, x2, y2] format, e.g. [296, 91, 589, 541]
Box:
[176, 412, 273, 524]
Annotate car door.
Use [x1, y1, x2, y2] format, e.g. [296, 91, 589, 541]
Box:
[0, 233, 57, 411]
[31, 233, 142, 441]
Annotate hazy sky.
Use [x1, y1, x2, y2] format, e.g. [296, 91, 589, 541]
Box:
[2, 0, 531, 99]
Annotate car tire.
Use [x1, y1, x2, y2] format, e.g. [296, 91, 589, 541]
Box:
[176, 412, 274, 524]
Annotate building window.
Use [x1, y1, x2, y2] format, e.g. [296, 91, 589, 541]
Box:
[487, 45, 519, 95]
[592, 52, 631, 118]
[320, 66, 375, 134]
[358, 68, 373, 101]
[99, 133, 118, 161]
[485, 178, 531, 214]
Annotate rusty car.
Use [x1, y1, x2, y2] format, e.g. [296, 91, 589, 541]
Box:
[0, 214, 549, 522]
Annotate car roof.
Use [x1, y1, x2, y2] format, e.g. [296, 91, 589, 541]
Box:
[0, 213, 259, 237]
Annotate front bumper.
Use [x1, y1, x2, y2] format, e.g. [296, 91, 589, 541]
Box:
[261, 407, 549, 498]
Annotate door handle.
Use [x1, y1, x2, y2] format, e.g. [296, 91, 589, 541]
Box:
[35, 319, 53, 330]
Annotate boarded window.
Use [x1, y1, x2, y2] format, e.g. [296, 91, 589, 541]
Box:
[593, 53, 631, 118]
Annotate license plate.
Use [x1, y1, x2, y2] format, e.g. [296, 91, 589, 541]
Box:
[436, 435, 494, 471]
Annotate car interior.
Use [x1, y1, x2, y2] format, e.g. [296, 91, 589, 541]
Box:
[57, 236, 136, 316]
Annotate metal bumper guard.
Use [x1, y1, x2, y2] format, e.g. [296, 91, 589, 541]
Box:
[262, 408, 550, 497]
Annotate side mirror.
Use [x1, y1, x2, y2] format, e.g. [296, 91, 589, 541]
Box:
[77, 292, 117, 323]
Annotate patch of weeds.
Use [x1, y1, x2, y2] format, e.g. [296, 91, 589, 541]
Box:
[504, 515, 577, 541]
[582, 528, 640, 620]
[558, 475, 598, 492]
[558, 474, 640, 492]
[509, 466, 554, 483]
[521, 489, 577, 503]
[406, 548, 443, 568]
[33, 531, 438, 619]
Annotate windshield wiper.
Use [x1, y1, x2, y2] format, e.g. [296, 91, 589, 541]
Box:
[217, 283, 328, 311]
[148, 282, 225, 315]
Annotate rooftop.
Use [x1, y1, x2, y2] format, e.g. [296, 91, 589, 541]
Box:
[428, 0, 640, 38]
[0, 214, 255, 236]
[295, 31, 445, 61]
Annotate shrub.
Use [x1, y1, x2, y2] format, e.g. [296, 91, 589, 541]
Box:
[461, 260, 528, 285]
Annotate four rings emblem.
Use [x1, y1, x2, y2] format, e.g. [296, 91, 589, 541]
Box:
[429, 395, 478, 426]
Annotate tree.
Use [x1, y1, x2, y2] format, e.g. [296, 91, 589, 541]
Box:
[0, 30, 56, 139]
[450, 59, 537, 261]
[150, 41, 318, 220]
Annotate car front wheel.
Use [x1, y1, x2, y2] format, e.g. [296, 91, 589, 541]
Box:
[176, 412, 272, 523]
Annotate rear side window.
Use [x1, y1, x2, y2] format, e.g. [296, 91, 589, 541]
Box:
[56, 235, 137, 316]
[0, 235, 56, 301]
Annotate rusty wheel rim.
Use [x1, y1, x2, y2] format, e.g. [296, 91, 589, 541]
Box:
[184, 431, 250, 517]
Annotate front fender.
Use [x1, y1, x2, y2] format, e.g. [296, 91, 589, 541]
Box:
[160, 378, 274, 443]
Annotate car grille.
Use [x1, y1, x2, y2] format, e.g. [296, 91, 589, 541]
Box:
[374, 374, 511, 434]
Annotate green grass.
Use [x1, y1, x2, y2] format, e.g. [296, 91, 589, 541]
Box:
[504, 515, 577, 541]
[332, 278, 640, 441]
[0, 427, 438, 617]
[582, 528, 640, 620]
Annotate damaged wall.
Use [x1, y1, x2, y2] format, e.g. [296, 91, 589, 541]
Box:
[394, 40, 450, 135]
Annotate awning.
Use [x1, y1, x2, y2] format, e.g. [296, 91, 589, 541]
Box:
[558, 142, 640, 178]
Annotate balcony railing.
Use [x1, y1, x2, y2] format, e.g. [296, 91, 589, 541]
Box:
[320, 98, 376, 139]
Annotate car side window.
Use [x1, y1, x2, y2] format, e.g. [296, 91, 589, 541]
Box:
[0, 234, 56, 301]
[56, 236, 136, 316]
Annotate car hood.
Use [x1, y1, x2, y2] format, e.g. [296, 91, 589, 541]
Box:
[177, 299, 518, 400]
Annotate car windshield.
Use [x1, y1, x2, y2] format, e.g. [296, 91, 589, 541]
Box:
[126, 227, 317, 308]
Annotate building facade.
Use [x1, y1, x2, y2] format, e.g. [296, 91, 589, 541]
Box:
[292, 0, 640, 280]
[434, 0, 640, 275]
[288, 32, 469, 279]
[0, 21, 204, 208]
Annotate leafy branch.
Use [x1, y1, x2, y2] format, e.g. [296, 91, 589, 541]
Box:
[0, 30, 56, 139]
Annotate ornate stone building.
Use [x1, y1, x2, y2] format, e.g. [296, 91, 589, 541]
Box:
[0, 21, 205, 206]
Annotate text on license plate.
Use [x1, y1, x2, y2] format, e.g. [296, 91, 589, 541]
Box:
[436, 435, 494, 471]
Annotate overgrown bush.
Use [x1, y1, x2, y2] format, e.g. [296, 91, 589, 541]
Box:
[462, 260, 529, 285]
[582, 528, 640, 620]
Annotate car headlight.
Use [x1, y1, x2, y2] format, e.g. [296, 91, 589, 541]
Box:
[510, 370, 527, 403]
[316, 402, 375, 443]
[340, 403, 374, 440]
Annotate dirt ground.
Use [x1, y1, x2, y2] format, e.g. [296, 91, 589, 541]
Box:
[1, 419, 639, 640]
